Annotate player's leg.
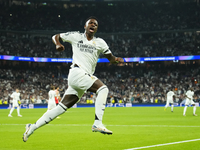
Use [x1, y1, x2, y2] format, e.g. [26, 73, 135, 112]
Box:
[8, 105, 15, 117]
[183, 99, 189, 116]
[69, 68, 112, 134]
[35, 94, 78, 127]
[164, 100, 169, 110]
[170, 102, 174, 112]
[192, 103, 197, 116]
[88, 79, 112, 135]
[183, 105, 188, 116]
[17, 105, 22, 117]
[23, 94, 79, 142]
[48, 102, 60, 119]
[88, 79, 107, 126]
[23, 68, 84, 142]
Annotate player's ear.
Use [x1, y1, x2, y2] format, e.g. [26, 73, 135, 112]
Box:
[84, 25, 86, 30]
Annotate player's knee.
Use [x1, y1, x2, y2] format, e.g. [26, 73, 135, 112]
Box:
[61, 94, 79, 108]
[97, 85, 109, 95]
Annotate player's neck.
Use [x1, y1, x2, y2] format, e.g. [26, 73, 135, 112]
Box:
[85, 32, 94, 41]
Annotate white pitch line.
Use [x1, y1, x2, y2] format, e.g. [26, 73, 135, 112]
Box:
[124, 138, 200, 150]
[106, 125, 200, 128]
[0, 124, 200, 128]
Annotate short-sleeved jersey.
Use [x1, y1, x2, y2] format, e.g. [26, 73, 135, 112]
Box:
[10, 92, 20, 102]
[186, 90, 194, 99]
[167, 91, 175, 99]
[60, 31, 111, 74]
[48, 90, 56, 102]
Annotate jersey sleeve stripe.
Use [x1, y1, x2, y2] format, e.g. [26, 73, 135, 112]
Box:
[104, 49, 110, 54]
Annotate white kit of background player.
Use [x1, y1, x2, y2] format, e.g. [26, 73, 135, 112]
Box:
[183, 87, 198, 116]
[164, 90, 175, 112]
[8, 89, 22, 117]
[23, 16, 124, 142]
[47, 87, 56, 111]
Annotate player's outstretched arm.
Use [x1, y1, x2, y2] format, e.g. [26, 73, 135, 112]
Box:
[104, 53, 124, 64]
[52, 34, 65, 52]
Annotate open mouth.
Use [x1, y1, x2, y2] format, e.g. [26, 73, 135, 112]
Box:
[89, 27, 95, 32]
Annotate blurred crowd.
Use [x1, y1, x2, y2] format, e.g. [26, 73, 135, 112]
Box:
[0, 33, 68, 58]
[1, 31, 200, 58]
[0, 63, 68, 104]
[1, 0, 200, 105]
[0, 0, 200, 58]
[0, 62, 200, 105]
[0, 1, 199, 32]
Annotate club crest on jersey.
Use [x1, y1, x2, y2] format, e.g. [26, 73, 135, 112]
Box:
[92, 41, 96, 46]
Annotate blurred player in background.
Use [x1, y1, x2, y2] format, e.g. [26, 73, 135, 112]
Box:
[183, 87, 198, 116]
[23, 16, 124, 142]
[47, 86, 56, 111]
[55, 86, 61, 119]
[55, 86, 61, 105]
[8, 88, 22, 117]
[164, 89, 176, 112]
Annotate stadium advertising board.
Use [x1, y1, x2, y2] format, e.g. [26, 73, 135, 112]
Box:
[0, 55, 199, 63]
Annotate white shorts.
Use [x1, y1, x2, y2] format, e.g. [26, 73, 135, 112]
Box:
[167, 98, 173, 104]
[185, 98, 195, 106]
[64, 67, 98, 99]
[48, 102, 56, 110]
[12, 101, 19, 107]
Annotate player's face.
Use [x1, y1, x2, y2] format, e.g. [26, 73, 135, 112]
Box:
[84, 19, 98, 35]
[16, 89, 19, 93]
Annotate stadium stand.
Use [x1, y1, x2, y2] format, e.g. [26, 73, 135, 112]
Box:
[0, 61, 200, 104]
[0, 0, 199, 32]
[1, 31, 200, 58]
[0, 0, 200, 104]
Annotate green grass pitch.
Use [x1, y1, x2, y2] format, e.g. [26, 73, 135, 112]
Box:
[0, 106, 199, 150]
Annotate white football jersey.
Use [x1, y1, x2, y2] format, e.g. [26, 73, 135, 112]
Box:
[167, 91, 175, 99]
[60, 31, 111, 74]
[186, 90, 194, 99]
[55, 89, 60, 98]
[10, 92, 20, 102]
[48, 90, 56, 102]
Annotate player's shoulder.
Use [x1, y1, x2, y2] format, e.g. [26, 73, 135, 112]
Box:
[95, 36, 105, 42]
[94, 37, 107, 45]
[64, 31, 80, 36]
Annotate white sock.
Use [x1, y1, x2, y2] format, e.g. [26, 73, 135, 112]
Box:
[9, 107, 14, 115]
[32, 103, 67, 131]
[171, 105, 174, 111]
[183, 106, 188, 115]
[94, 85, 108, 126]
[193, 106, 196, 114]
[17, 107, 20, 115]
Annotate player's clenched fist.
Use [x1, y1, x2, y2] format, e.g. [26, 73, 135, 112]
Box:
[56, 44, 65, 52]
[115, 57, 124, 63]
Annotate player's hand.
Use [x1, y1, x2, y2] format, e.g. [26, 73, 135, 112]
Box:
[115, 57, 124, 63]
[56, 44, 65, 52]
